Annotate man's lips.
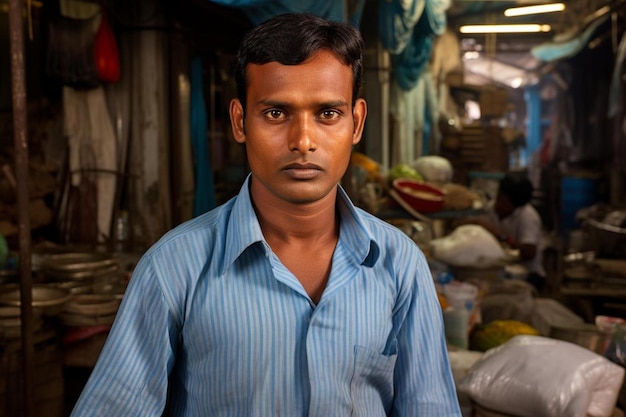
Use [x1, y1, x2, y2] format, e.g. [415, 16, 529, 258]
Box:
[282, 163, 323, 179]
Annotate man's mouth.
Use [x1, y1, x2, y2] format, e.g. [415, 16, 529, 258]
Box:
[282, 163, 323, 180]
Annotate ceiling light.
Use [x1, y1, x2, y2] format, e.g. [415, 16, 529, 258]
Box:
[464, 51, 480, 60]
[460, 24, 552, 34]
[504, 3, 565, 17]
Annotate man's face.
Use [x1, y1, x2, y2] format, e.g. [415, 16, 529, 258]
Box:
[494, 192, 515, 219]
[229, 50, 367, 205]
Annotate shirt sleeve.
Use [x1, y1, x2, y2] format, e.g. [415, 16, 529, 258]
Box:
[70, 256, 179, 417]
[391, 248, 461, 416]
[517, 206, 541, 246]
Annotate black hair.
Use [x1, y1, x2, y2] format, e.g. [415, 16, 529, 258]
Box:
[499, 173, 534, 207]
[232, 13, 364, 112]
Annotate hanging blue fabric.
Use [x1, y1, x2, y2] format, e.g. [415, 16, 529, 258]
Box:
[378, 0, 425, 54]
[190, 56, 217, 216]
[392, 33, 434, 91]
[421, 0, 449, 36]
[209, 0, 366, 26]
[382, 0, 449, 91]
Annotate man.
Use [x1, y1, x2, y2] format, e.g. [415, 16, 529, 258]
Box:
[458, 173, 545, 291]
[491, 174, 546, 291]
[71, 13, 460, 416]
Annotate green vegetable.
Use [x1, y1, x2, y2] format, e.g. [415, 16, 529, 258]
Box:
[388, 164, 422, 182]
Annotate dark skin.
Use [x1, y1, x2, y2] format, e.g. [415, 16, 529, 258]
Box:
[229, 50, 367, 304]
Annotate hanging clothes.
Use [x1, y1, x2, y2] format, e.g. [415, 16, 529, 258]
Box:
[381, 0, 450, 92]
[379, 0, 425, 54]
[389, 68, 440, 166]
[63, 86, 117, 242]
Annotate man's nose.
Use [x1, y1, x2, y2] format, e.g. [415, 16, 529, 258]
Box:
[288, 115, 317, 153]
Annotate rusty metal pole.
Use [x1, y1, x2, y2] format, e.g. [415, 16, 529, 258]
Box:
[9, 0, 35, 416]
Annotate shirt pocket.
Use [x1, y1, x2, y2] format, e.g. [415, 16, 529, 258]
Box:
[350, 344, 398, 417]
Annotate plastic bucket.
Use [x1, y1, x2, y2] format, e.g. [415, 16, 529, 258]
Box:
[442, 281, 480, 349]
[443, 281, 479, 310]
[560, 175, 599, 237]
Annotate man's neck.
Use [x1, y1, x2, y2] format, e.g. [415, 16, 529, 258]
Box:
[249, 180, 340, 245]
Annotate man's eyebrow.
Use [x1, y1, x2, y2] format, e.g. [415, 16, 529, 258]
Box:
[319, 100, 349, 108]
[257, 99, 288, 107]
[256, 99, 350, 108]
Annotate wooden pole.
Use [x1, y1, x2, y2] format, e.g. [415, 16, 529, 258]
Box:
[8, 0, 35, 416]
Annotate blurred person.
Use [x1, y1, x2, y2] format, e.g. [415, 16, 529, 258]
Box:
[457, 173, 545, 291]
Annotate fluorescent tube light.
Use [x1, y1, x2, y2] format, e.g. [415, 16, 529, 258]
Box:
[460, 24, 552, 34]
[504, 3, 565, 17]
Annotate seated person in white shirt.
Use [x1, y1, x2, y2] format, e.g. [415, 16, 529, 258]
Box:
[457, 173, 546, 292]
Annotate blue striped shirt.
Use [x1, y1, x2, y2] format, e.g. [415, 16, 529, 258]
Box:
[71, 177, 461, 416]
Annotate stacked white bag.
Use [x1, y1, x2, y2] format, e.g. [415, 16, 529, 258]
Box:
[458, 335, 625, 417]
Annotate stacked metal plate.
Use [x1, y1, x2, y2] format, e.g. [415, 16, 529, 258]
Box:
[60, 293, 121, 327]
[36, 252, 127, 328]
[0, 285, 72, 317]
[39, 252, 119, 282]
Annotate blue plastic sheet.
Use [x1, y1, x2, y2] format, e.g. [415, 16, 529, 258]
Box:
[531, 15, 608, 62]
[190, 57, 217, 216]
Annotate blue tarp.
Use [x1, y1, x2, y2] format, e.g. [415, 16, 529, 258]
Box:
[209, 0, 365, 26]
[531, 15, 609, 62]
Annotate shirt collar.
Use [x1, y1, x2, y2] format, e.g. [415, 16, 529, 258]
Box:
[221, 175, 380, 275]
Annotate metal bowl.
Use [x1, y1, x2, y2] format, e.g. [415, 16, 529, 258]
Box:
[0, 285, 72, 315]
[63, 294, 120, 316]
[38, 252, 118, 273]
[587, 219, 626, 259]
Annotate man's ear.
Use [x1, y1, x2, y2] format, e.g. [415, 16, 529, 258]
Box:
[351, 98, 367, 145]
[229, 98, 246, 144]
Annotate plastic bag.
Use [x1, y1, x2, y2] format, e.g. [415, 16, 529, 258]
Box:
[413, 155, 453, 183]
[458, 335, 625, 417]
[430, 224, 506, 268]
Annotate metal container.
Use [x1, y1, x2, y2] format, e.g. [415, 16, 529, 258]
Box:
[0, 285, 72, 316]
[587, 218, 626, 259]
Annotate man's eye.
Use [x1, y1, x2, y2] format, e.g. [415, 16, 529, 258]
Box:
[320, 110, 340, 120]
[265, 109, 285, 119]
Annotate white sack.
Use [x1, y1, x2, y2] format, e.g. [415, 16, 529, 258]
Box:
[458, 335, 625, 417]
[413, 155, 453, 183]
[430, 224, 506, 268]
